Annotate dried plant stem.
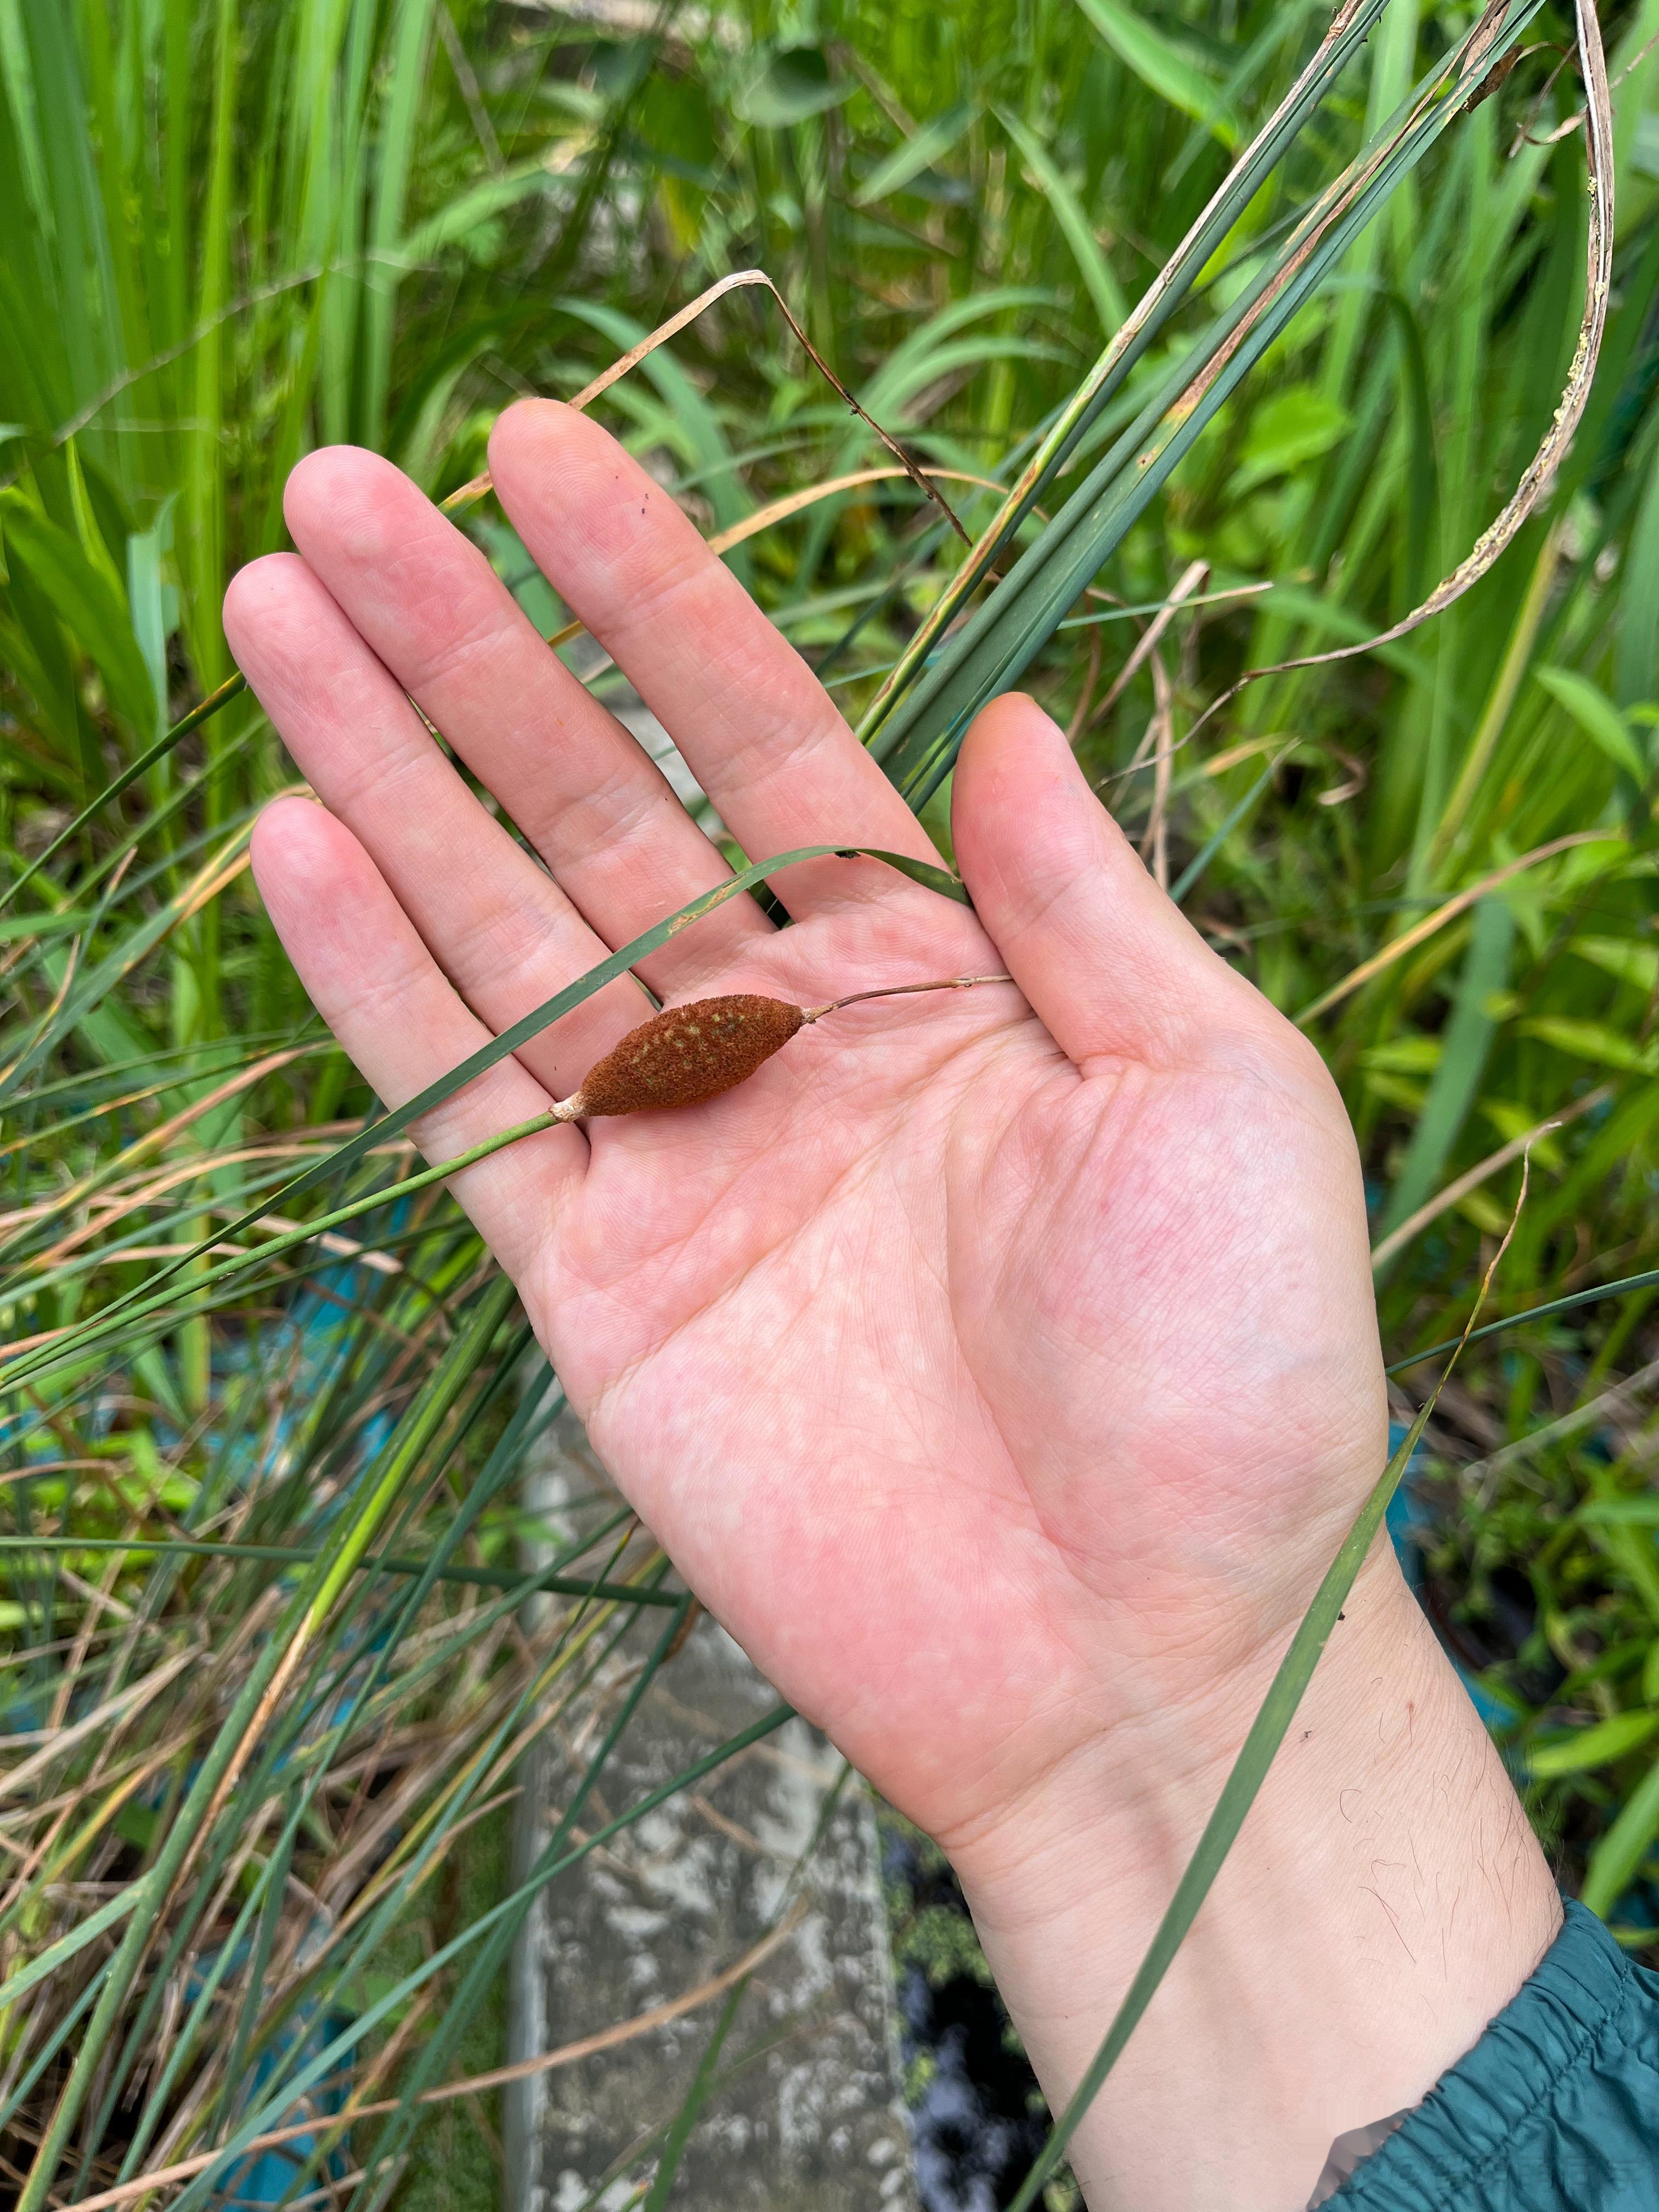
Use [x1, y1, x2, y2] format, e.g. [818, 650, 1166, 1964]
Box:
[1369, 1084, 1612, 1270]
[799, 973, 1014, 1022]
[1295, 829, 1613, 1025]
[1091, 559, 1208, 736]
[64, 1912, 806, 2212]
[1179, 0, 1613, 759]
[440, 268, 968, 545]
[1138, 653, 1176, 892]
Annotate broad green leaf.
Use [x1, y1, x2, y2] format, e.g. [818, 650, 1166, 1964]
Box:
[400, 161, 555, 262]
[1228, 383, 1351, 498]
[1375, 898, 1513, 1252]
[1571, 935, 1659, 993]
[1073, 0, 1235, 147]
[855, 100, 978, 206]
[124, 493, 175, 744]
[1361, 1036, 1442, 1075]
[1584, 1752, 1659, 1917]
[1534, 665, 1647, 783]
[1517, 1017, 1656, 1075]
[1530, 1709, 1659, 1780]
[61, 441, 126, 604]
[0, 489, 154, 737]
[735, 45, 850, 129]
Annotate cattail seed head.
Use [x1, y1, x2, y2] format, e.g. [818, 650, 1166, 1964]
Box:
[569, 995, 805, 1119]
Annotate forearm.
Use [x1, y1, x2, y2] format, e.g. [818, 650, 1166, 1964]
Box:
[947, 1547, 1562, 2211]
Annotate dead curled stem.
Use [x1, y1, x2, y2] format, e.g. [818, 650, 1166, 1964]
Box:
[1179, 0, 1612, 754]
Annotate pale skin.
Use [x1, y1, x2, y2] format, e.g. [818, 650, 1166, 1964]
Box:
[228, 403, 1563, 2209]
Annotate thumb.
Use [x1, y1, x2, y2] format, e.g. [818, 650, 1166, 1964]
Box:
[951, 693, 1248, 1067]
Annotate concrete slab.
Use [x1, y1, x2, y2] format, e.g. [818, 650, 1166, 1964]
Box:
[506, 1407, 916, 2212]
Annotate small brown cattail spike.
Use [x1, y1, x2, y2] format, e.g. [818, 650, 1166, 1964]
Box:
[552, 974, 1011, 1123]
[562, 996, 804, 1119]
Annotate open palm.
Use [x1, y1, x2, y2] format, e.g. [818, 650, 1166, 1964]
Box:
[229, 404, 1386, 1857]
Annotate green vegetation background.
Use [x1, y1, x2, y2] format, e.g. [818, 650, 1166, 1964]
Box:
[6, 0, 1659, 2202]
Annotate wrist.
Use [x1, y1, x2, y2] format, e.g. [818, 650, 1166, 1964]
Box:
[945, 1547, 1561, 2210]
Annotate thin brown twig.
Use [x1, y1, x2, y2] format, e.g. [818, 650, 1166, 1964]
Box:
[799, 974, 1015, 1022]
[1370, 1084, 1613, 1269]
[1066, 620, 1105, 743]
[1523, 19, 1659, 146]
[1091, 559, 1209, 735]
[1295, 830, 1616, 1025]
[1139, 652, 1176, 892]
[440, 269, 969, 545]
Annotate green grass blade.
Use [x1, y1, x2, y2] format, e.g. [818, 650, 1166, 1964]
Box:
[0, 844, 969, 1390]
[1007, 1398, 1441, 2211]
[1583, 1753, 1659, 1917]
[0, 674, 247, 911]
[160, 1705, 795, 2212]
[0, 1536, 681, 1608]
[641, 1979, 747, 2212]
[1374, 894, 1514, 1255]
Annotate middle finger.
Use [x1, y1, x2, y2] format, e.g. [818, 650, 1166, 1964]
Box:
[280, 445, 773, 998]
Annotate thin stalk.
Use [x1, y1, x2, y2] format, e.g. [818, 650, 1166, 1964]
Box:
[159, 1704, 796, 2212]
[855, 0, 1400, 748]
[0, 1536, 680, 1608]
[0, 674, 247, 915]
[349, 1590, 698, 2199]
[9, 1278, 517, 2210]
[1430, 517, 1564, 866]
[800, 973, 1013, 1019]
[1, 843, 973, 1392]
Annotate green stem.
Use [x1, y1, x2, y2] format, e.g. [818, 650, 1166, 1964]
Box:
[0, 1534, 679, 1608]
[1, 674, 247, 915]
[1, 1105, 558, 1389]
[1008, 1400, 1439, 2212]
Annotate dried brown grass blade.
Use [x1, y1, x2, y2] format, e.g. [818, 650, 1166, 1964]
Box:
[0, 1649, 195, 1801]
[4, 1049, 311, 1254]
[540, 464, 1003, 654]
[66, 1910, 805, 2212]
[438, 268, 968, 542]
[0, 938, 81, 1092]
[1096, 558, 1209, 736]
[1296, 828, 1615, 1024]
[1138, 652, 1176, 890]
[1369, 1082, 1613, 1267]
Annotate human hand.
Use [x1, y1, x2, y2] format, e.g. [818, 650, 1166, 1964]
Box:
[228, 405, 1559, 2208]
